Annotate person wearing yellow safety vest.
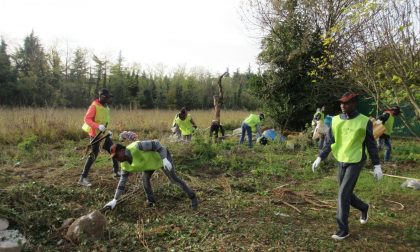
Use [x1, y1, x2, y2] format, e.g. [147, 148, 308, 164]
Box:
[311, 92, 383, 241]
[312, 106, 326, 151]
[171, 107, 197, 141]
[104, 141, 198, 210]
[79, 88, 120, 187]
[377, 106, 400, 162]
[239, 113, 264, 148]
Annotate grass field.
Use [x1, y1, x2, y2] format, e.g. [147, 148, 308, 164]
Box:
[0, 108, 419, 251]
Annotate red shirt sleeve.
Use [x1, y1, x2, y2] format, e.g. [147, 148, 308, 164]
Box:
[84, 103, 99, 130]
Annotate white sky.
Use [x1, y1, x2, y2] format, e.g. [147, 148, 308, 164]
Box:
[0, 0, 261, 75]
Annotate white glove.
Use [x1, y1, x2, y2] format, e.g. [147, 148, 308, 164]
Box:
[108, 131, 113, 138]
[375, 120, 383, 125]
[312, 157, 321, 173]
[98, 124, 106, 132]
[104, 199, 117, 209]
[163, 158, 172, 172]
[373, 165, 383, 181]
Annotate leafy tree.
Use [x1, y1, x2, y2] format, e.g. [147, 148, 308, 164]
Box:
[14, 31, 52, 106]
[0, 39, 17, 105]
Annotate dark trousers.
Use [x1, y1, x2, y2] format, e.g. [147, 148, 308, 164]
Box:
[379, 135, 392, 162]
[210, 124, 225, 143]
[336, 162, 368, 232]
[81, 136, 119, 178]
[318, 135, 325, 151]
[142, 150, 195, 202]
[239, 123, 253, 148]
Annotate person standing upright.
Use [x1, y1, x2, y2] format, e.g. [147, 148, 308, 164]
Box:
[312, 106, 327, 151]
[79, 88, 120, 187]
[311, 92, 383, 240]
[377, 106, 400, 162]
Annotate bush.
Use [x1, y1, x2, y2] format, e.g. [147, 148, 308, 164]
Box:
[17, 135, 39, 152]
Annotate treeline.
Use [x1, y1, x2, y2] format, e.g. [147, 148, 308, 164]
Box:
[0, 32, 259, 110]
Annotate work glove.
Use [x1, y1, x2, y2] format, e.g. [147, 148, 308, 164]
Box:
[104, 199, 117, 209]
[312, 157, 321, 173]
[163, 158, 173, 172]
[373, 165, 383, 181]
[108, 131, 113, 139]
[98, 124, 106, 132]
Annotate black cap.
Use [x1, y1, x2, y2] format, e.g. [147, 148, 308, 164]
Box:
[99, 88, 113, 98]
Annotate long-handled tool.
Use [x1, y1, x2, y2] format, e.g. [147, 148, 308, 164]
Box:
[369, 171, 420, 181]
[80, 123, 109, 160]
[80, 132, 111, 160]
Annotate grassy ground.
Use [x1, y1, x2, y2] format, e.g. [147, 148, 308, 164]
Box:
[0, 108, 419, 251]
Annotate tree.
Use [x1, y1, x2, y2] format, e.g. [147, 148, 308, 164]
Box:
[13, 31, 52, 106]
[243, 0, 328, 129]
[349, 0, 420, 137]
[0, 39, 17, 105]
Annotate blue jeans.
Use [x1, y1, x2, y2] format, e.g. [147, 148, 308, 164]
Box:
[239, 123, 253, 148]
[379, 135, 392, 162]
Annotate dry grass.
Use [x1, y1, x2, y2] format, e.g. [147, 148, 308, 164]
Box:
[0, 107, 252, 143]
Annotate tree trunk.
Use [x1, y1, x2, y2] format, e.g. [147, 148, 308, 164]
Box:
[213, 71, 228, 123]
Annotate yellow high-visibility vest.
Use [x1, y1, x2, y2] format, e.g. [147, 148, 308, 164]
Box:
[384, 112, 394, 136]
[82, 100, 110, 135]
[244, 114, 261, 132]
[331, 114, 369, 163]
[121, 141, 162, 172]
[175, 114, 194, 136]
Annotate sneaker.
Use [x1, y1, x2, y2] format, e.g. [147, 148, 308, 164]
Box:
[191, 197, 198, 210]
[78, 177, 92, 187]
[331, 230, 350, 240]
[144, 200, 156, 207]
[360, 205, 369, 224]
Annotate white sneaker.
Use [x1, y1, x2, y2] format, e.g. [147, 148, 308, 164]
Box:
[331, 230, 350, 240]
[360, 205, 369, 224]
[78, 177, 92, 187]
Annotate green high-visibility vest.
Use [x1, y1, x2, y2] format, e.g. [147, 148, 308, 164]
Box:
[175, 114, 194, 136]
[120, 141, 162, 173]
[82, 100, 110, 134]
[384, 112, 394, 136]
[331, 114, 369, 163]
[314, 111, 325, 122]
[244, 114, 261, 132]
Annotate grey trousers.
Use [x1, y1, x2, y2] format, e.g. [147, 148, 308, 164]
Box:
[143, 150, 195, 202]
[336, 162, 368, 232]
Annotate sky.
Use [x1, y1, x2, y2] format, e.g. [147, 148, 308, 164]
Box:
[0, 0, 261, 74]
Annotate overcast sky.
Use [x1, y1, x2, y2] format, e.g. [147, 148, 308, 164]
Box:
[0, 0, 261, 74]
